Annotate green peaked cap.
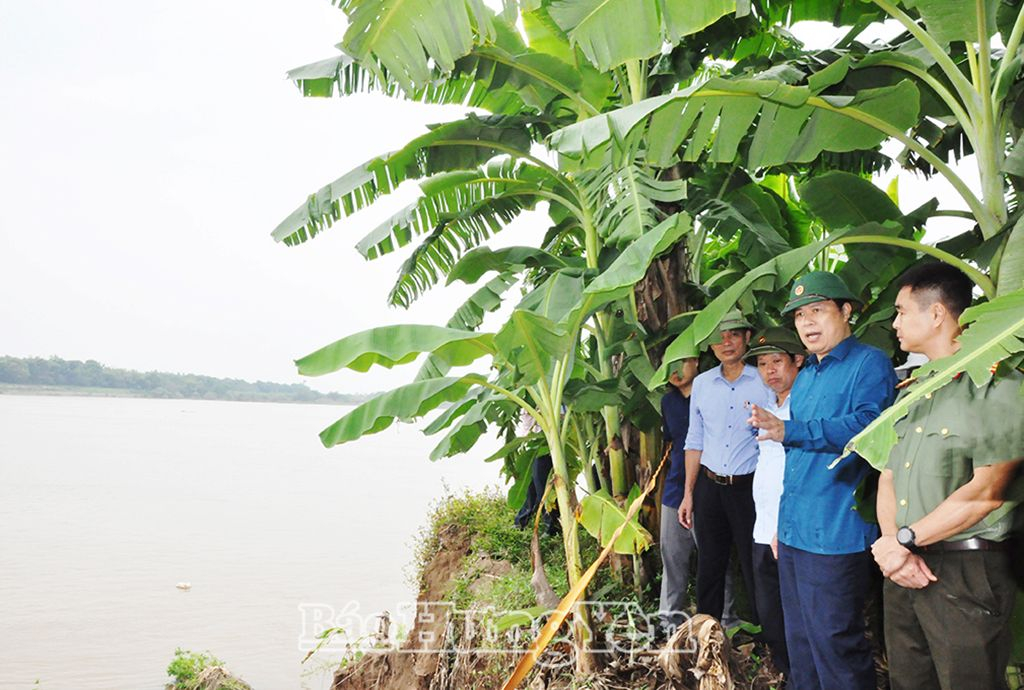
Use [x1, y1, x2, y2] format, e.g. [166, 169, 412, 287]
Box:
[781, 271, 861, 315]
[717, 309, 754, 331]
[744, 326, 805, 363]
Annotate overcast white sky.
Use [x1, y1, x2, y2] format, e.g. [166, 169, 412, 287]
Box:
[0, 5, 975, 394]
[0, 0, 546, 394]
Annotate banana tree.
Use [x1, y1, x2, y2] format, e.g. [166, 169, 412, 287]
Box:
[546, 0, 1024, 662]
[550, 0, 1024, 385]
[289, 212, 689, 669]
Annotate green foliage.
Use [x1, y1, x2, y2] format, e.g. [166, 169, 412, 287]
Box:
[166, 649, 223, 690]
[576, 485, 653, 554]
[551, 77, 921, 170]
[0, 356, 360, 404]
[318, 375, 485, 447]
[337, 0, 496, 93]
[295, 326, 495, 376]
[411, 488, 639, 609]
[548, 0, 738, 70]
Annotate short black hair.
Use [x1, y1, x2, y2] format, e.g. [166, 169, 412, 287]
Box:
[897, 262, 973, 317]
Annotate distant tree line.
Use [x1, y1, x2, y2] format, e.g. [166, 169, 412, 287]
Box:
[0, 356, 369, 404]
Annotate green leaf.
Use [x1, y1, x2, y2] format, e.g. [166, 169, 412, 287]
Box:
[519, 269, 588, 322]
[338, 0, 496, 93]
[844, 289, 1024, 468]
[286, 19, 599, 116]
[997, 216, 1024, 296]
[423, 391, 480, 434]
[357, 160, 548, 260]
[563, 379, 623, 411]
[272, 114, 537, 247]
[319, 375, 484, 447]
[649, 224, 868, 388]
[295, 326, 494, 375]
[578, 161, 687, 247]
[551, 78, 920, 170]
[1005, 137, 1024, 178]
[429, 398, 491, 460]
[447, 246, 577, 286]
[494, 310, 571, 385]
[903, 0, 997, 45]
[384, 195, 537, 308]
[576, 486, 653, 554]
[416, 274, 518, 381]
[798, 171, 902, 229]
[547, 0, 737, 71]
[582, 213, 690, 307]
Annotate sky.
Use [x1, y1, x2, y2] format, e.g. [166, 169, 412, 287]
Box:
[0, 0, 547, 394]
[0, 4, 975, 394]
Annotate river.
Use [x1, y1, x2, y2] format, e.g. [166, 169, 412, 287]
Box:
[0, 394, 500, 689]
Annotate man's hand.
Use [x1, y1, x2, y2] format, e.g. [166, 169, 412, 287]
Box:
[771, 534, 779, 560]
[871, 535, 912, 577]
[888, 555, 938, 589]
[748, 403, 784, 442]
[678, 492, 694, 529]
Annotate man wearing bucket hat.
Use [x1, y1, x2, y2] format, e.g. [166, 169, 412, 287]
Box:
[749, 272, 897, 690]
[744, 326, 805, 678]
[681, 309, 772, 626]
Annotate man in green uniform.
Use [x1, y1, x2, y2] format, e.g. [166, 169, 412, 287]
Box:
[871, 262, 1024, 690]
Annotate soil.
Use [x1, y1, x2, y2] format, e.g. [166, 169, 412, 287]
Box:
[328, 522, 788, 690]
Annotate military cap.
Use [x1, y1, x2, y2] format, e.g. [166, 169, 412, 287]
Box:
[781, 271, 861, 315]
[717, 309, 754, 332]
[744, 326, 805, 363]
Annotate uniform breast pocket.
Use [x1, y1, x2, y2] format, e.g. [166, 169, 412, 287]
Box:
[922, 429, 969, 482]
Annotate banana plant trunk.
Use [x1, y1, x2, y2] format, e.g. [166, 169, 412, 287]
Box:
[546, 427, 595, 674]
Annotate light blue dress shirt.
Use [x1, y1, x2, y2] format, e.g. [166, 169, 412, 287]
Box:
[753, 396, 789, 545]
[684, 364, 771, 476]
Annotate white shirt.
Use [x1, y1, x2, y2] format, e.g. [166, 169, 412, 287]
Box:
[752, 396, 790, 545]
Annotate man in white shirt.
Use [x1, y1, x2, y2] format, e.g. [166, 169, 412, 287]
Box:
[745, 327, 805, 678]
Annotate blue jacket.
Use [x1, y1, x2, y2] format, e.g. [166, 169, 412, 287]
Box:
[779, 335, 897, 554]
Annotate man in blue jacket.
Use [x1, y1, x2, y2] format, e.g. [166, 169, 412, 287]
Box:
[749, 272, 897, 690]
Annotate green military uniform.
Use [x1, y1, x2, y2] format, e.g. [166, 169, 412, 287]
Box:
[884, 369, 1024, 690]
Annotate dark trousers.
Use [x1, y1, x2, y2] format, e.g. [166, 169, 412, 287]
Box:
[884, 550, 1016, 690]
[752, 542, 789, 676]
[778, 543, 875, 690]
[692, 469, 758, 624]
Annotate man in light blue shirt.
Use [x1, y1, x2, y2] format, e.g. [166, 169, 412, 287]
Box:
[680, 310, 771, 623]
[746, 326, 805, 678]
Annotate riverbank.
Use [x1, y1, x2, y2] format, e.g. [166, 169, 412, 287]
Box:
[0, 382, 358, 404]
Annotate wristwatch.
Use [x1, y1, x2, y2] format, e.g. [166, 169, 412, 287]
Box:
[896, 525, 917, 551]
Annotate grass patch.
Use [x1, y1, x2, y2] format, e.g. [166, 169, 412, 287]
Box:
[412, 487, 651, 615]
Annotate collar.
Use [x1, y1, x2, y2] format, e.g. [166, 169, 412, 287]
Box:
[713, 363, 757, 383]
[807, 334, 857, 366]
[767, 395, 791, 414]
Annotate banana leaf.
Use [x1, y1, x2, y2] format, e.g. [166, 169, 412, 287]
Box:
[295, 325, 494, 375]
[576, 485, 653, 555]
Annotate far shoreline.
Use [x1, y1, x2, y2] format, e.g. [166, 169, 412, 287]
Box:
[0, 383, 367, 406]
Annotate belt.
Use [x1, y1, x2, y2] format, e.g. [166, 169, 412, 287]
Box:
[702, 467, 753, 486]
[918, 537, 1006, 553]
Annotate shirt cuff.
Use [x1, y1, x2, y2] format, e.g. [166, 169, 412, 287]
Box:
[782, 419, 809, 445]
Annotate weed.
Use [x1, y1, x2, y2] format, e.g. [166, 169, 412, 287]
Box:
[166, 649, 223, 689]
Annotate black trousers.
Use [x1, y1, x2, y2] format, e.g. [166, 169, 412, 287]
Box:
[752, 542, 790, 676]
[692, 469, 758, 624]
[884, 550, 1016, 690]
